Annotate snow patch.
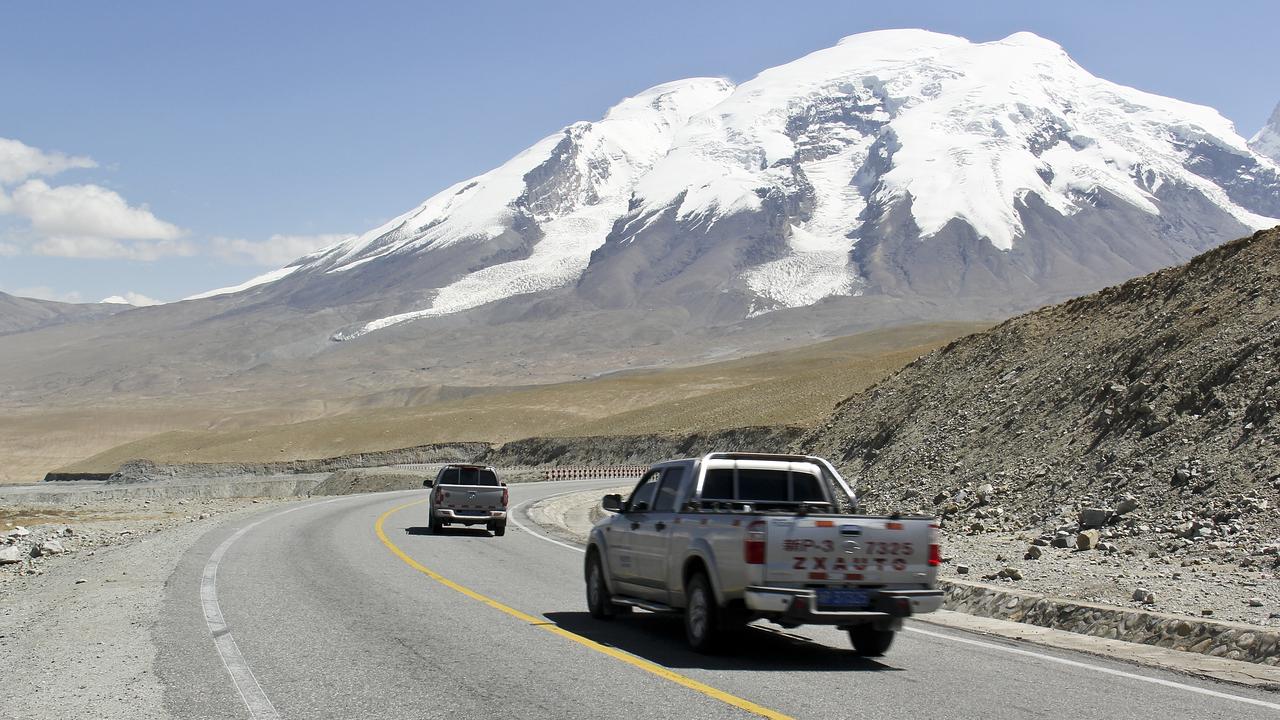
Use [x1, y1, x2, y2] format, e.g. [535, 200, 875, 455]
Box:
[185, 265, 300, 300]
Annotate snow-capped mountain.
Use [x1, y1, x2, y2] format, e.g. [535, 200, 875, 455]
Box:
[1251, 102, 1280, 163]
[203, 30, 1280, 340]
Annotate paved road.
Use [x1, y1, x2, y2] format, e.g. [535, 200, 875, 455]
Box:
[154, 480, 1280, 719]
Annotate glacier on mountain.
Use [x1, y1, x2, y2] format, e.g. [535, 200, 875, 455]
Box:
[201, 30, 1280, 337]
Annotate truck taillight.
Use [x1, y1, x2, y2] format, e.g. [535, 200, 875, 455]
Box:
[501, 487, 509, 506]
[434, 488, 444, 504]
[744, 520, 767, 565]
[928, 543, 941, 567]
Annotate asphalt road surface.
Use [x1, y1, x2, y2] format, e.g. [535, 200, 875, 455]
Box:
[154, 480, 1280, 719]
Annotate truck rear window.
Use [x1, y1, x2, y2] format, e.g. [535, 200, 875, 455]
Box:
[438, 467, 499, 486]
[700, 468, 826, 503]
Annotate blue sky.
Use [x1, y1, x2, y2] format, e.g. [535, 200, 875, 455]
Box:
[2, 0, 1277, 304]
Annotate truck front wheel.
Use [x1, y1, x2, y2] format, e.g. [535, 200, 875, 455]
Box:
[684, 572, 723, 653]
[848, 625, 895, 656]
[586, 552, 618, 620]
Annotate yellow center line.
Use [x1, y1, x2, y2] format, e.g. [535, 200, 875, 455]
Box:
[375, 499, 792, 720]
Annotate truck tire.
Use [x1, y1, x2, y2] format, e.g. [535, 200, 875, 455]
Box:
[492, 521, 507, 537]
[848, 625, 895, 657]
[586, 552, 618, 620]
[429, 512, 443, 534]
[684, 572, 723, 653]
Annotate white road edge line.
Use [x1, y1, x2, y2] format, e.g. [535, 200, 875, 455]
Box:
[906, 626, 1280, 710]
[508, 493, 590, 554]
[513, 486, 1280, 712]
[200, 495, 366, 719]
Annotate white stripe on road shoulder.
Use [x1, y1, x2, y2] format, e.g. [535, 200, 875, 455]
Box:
[905, 626, 1280, 711]
[508, 496, 586, 553]
[199, 496, 354, 719]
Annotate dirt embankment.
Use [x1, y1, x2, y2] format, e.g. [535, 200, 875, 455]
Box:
[479, 426, 803, 466]
[96, 442, 493, 484]
[61, 426, 802, 490]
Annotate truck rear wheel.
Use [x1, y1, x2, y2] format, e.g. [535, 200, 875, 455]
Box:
[490, 521, 507, 537]
[848, 625, 895, 657]
[684, 572, 722, 653]
[428, 512, 443, 534]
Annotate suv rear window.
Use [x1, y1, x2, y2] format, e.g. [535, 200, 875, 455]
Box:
[700, 468, 826, 503]
[438, 467, 499, 486]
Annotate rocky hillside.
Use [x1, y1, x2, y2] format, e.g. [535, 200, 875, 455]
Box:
[802, 228, 1280, 549]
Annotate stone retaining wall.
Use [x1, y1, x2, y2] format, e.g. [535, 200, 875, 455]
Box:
[941, 578, 1280, 666]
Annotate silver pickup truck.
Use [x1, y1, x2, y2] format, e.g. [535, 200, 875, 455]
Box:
[584, 452, 942, 655]
[424, 464, 508, 536]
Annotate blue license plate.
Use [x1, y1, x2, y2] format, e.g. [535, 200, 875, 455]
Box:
[815, 588, 869, 608]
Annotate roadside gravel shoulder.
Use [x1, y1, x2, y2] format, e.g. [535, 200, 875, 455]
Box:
[0, 499, 290, 720]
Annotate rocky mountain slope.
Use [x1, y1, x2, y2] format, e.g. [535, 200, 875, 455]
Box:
[801, 227, 1279, 559]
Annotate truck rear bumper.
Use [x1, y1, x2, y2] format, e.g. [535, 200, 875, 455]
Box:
[434, 509, 507, 525]
[744, 585, 943, 625]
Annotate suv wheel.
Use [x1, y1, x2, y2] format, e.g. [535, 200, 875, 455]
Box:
[586, 552, 615, 619]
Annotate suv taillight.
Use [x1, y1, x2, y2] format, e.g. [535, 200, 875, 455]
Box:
[744, 520, 767, 565]
[928, 543, 941, 567]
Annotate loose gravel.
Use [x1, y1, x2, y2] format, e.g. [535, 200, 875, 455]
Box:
[0, 498, 288, 720]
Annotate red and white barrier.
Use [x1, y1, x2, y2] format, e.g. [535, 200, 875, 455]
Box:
[541, 465, 647, 481]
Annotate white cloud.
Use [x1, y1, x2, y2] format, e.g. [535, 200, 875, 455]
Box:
[212, 233, 351, 266]
[100, 292, 162, 306]
[0, 138, 189, 261]
[0, 137, 96, 186]
[11, 179, 184, 242]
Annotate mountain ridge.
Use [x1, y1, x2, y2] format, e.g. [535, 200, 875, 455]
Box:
[1251, 101, 1280, 163]
[191, 29, 1279, 340]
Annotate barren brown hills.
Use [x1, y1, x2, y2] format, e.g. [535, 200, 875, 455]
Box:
[31, 322, 983, 482]
[802, 227, 1280, 531]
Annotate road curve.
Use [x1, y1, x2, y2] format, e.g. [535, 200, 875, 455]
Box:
[153, 480, 1280, 719]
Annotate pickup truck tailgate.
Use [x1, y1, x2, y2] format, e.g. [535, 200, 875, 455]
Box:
[764, 516, 936, 585]
[438, 486, 505, 513]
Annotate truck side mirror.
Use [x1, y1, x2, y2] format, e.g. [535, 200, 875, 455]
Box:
[423, 478, 435, 488]
[601, 494, 623, 512]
